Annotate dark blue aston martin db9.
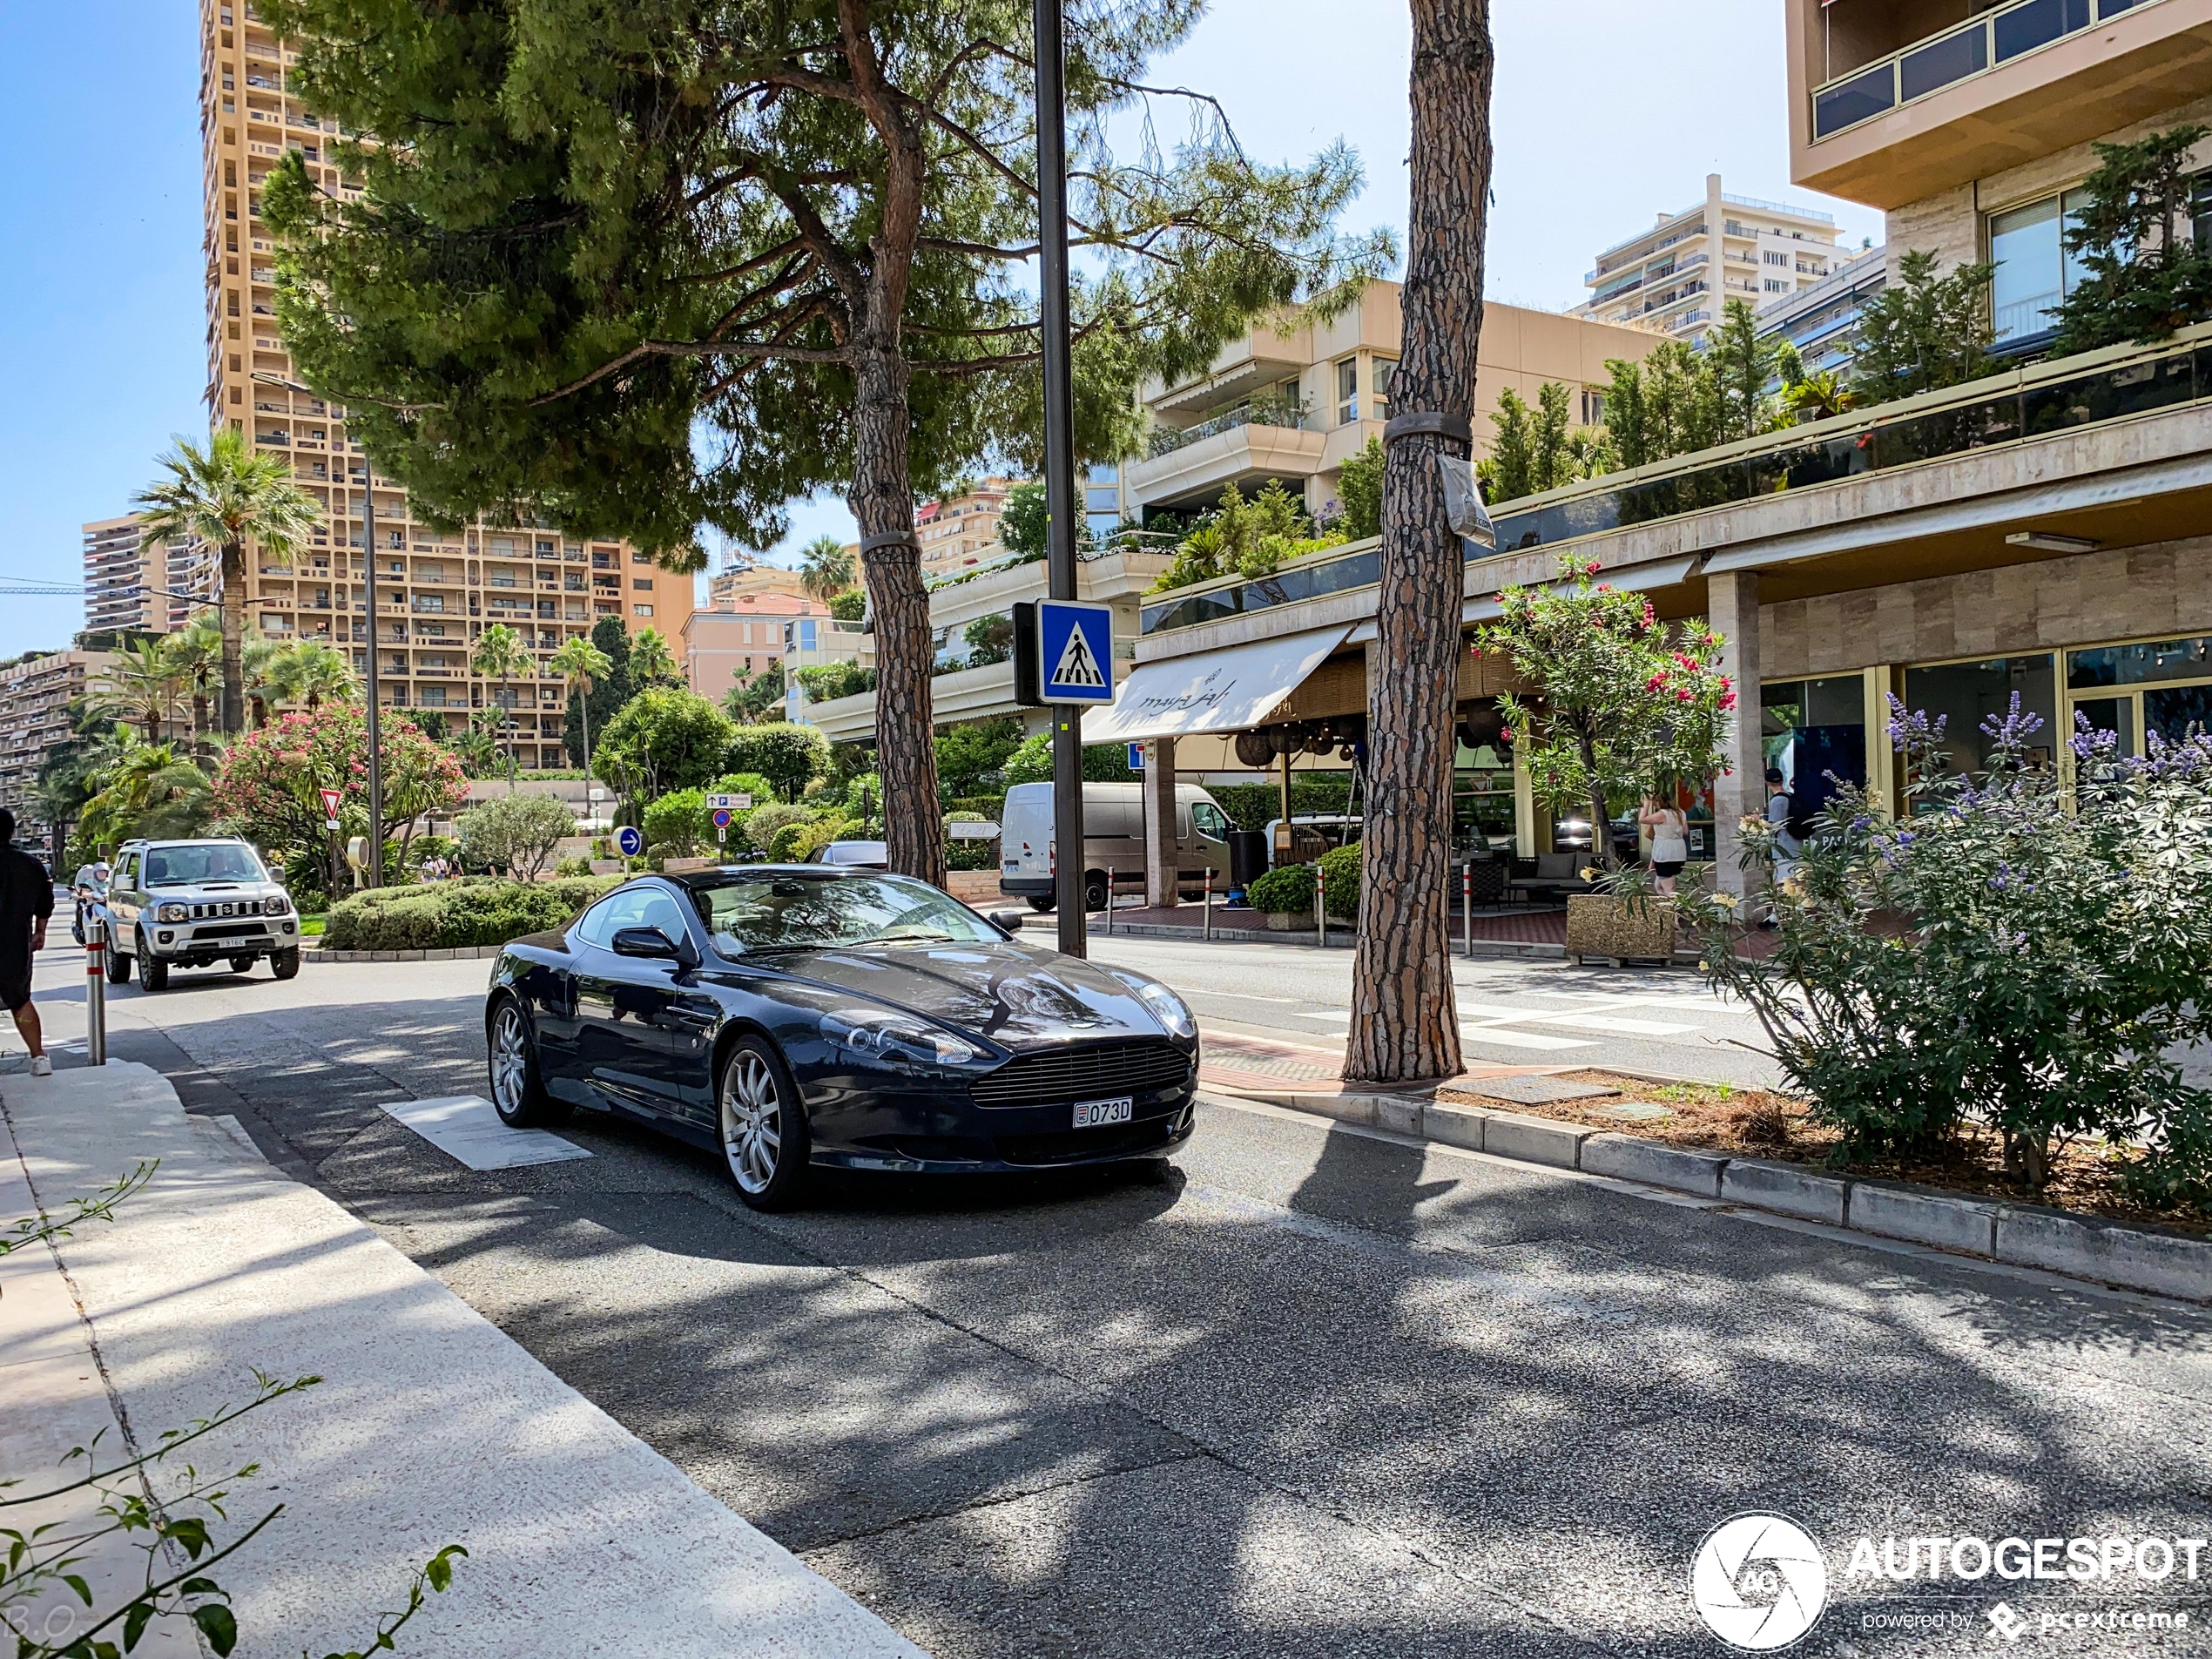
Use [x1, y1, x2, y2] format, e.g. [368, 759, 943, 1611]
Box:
[484, 867, 1200, 1208]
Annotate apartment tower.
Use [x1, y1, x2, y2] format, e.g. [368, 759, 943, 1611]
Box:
[1577, 173, 1846, 342]
[198, 0, 691, 763]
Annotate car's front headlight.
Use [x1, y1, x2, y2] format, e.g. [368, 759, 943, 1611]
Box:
[824, 1008, 981, 1067]
[262, 894, 290, 915]
[1113, 973, 1197, 1040]
[157, 903, 189, 924]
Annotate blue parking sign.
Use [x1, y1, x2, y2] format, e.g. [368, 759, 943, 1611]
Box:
[1035, 600, 1116, 703]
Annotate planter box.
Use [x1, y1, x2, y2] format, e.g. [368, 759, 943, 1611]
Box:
[943, 870, 1002, 906]
[1565, 894, 1678, 964]
[1264, 911, 1317, 931]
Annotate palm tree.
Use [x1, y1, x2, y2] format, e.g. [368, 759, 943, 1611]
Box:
[77, 740, 213, 853]
[797, 534, 855, 604]
[133, 428, 322, 738]
[270, 638, 359, 711]
[244, 632, 286, 729]
[627, 626, 678, 689]
[168, 612, 224, 755]
[547, 634, 612, 776]
[101, 639, 190, 747]
[470, 623, 530, 790]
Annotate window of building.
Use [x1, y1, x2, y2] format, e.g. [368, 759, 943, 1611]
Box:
[1764, 249, 1788, 266]
[1371, 357, 1394, 423]
[1987, 189, 2093, 344]
[1087, 462, 1118, 485]
[1083, 485, 1120, 515]
[632, 577, 653, 590]
[633, 604, 654, 617]
[1764, 279, 1790, 293]
[1337, 358, 1360, 425]
[1903, 654, 2058, 776]
[1581, 388, 1607, 427]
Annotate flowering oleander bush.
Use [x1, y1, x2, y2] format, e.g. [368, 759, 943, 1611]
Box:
[1476, 557, 1735, 867]
[1683, 696, 2212, 1207]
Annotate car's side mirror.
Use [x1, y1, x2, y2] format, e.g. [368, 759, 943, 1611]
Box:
[611, 926, 683, 961]
[988, 911, 1028, 934]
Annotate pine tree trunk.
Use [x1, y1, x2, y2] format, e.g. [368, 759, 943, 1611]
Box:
[219, 539, 247, 737]
[1345, 0, 1493, 1085]
[851, 341, 945, 888]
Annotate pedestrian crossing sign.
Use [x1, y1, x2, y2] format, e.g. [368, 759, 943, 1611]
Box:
[1033, 600, 1116, 704]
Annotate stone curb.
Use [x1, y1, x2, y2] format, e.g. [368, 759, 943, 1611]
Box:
[1204, 1084, 2211, 1303]
[301, 943, 507, 962]
[1081, 918, 1569, 959]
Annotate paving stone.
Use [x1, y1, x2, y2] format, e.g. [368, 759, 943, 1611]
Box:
[1591, 1101, 1673, 1122]
[1460, 1075, 1617, 1106]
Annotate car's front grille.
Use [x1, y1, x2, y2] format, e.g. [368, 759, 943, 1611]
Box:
[968, 1040, 1193, 1110]
[179, 900, 262, 920]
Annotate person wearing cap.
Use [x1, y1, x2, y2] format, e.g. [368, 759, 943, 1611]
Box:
[0, 811, 54, 1076]
[1760, 768, 1803, 927]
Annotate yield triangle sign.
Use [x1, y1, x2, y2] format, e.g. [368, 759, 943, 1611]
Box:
[320, 788, 343, 817]
[1049, 621, 1106, 691]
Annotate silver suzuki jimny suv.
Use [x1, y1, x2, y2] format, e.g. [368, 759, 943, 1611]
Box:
[103, 838, 300, 990]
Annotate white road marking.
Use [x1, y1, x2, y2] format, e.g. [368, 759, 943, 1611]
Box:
[1458, 1027, 1599, 1051]
[376, 1094, 593, 1170]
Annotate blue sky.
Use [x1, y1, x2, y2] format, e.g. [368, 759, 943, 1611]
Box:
[0, 1, 1882, 659]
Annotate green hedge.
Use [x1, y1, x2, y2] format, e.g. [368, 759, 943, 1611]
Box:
[325, 874, 628, 951]
[1244, 843, 1360, 919]
[1211, 774, 1354, 833]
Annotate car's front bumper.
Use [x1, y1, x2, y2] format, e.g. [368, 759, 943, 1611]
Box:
[813, 1096, 1197, 1175]
[141, 917, 299, 959]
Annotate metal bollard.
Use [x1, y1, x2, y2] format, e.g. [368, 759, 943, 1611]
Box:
[1105, 864, 1113, 935]
[1315, 862, 1326, 948]
[1463, 862, 1474, 960]
[1203, 869, 1212, 941]
[84, 911, 107, 1067]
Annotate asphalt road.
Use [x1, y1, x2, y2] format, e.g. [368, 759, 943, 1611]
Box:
[21, 941, 2212, 1657]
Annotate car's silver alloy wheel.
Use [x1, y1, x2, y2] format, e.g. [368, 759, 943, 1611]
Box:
[721, 1051, 782, 1194]
[490, 1005, 529, 1116]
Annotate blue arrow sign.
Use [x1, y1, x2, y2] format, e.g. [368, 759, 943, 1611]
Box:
[616, 826, 644, 857]
[1035, 600, 1116, 704]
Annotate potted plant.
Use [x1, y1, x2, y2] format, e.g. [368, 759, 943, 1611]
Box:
[1474, 556, 1735, 963]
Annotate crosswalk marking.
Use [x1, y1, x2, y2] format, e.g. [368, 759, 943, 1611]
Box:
[1458, 1026, 1598, 1051]
[376, 1094, 593, 1170]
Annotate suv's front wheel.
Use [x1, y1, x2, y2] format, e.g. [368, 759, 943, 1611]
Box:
[136, 932, 167, 992]
[271, 947, 300, 980]
[105, 942, 131, 985]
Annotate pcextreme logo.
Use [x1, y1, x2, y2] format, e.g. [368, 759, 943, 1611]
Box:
[1690, 1513, 1831, 1651]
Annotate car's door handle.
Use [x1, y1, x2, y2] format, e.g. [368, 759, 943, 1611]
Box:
[666, 1005, 715, 1028]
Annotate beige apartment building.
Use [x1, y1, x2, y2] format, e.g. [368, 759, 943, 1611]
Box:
[916, 478, 1018, 578]
[199, 0, 690, 765]
[1122, 282, 1665, 529]
[0, 651, 115, 856]
[1575, 174, 1846, 342]
[80, 514, 194, 637]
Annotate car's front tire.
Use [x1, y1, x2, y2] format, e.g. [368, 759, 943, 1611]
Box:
[105, 944, 131, 985]
[487, 998, 569, 1127]
[271, 947, 300, 981]
[718, 1035, 809, 1211]
[137, 934, 167, 992]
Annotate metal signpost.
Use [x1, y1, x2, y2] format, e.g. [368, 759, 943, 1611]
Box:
[705, 793, 751, 860]
[321, 786, 344, 894]
[1033, 0, 1086, 955]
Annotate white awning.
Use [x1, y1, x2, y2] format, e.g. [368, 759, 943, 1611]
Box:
[1081, 625, 1352, 745]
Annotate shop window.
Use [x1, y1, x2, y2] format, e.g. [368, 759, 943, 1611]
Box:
[2145, 685, 2212, 745]
[1903, 654, 2057, 776]
[2067, 632, 2212, 688]
[2069, 696, 2135, 755]
[1762, 675, 1868, 819]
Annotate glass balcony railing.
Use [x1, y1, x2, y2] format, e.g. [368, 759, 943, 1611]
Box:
[1812, 0, 2155, 141]
[1146, 395, 1311, 459]
[1139, 330, 2212, 637]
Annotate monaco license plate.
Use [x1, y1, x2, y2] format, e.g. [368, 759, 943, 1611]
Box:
[1071, 1096, 1134, 1130]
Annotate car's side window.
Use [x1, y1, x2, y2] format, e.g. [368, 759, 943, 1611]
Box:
[113, 854, 138, 891]
[571, 895, 620, 948]
[630, 889, 691, 942]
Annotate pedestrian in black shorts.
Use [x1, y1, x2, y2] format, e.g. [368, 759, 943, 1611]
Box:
[0, 810, 54, 1076]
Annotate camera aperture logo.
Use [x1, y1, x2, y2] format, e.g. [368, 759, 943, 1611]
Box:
[1691, 1513, 1831, 1650]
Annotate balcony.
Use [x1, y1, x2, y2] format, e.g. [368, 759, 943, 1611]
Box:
[1141, 323, 2212, 643]
[1126, 413, 1330, 517]
[1793, 0, 2212, 209]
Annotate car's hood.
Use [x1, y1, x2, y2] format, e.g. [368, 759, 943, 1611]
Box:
[756, 941, 1175, 1049]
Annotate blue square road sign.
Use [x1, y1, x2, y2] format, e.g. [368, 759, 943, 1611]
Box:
[1035, 600, 1116, 704]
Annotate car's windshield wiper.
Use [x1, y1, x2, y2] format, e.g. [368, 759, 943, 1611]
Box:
[845, 929, 965, 947]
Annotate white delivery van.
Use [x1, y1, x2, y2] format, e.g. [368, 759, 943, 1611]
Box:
[1000, 781, 1235, 912]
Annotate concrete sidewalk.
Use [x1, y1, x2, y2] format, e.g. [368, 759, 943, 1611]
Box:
[0, 1062, 924, 1659]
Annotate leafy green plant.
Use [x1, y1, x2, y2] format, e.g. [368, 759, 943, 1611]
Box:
[1147, 481, 1345, 592]
[960, 614, 1015, 669]
[641, 787, 708, 858]
[742, 800, 816, 856]
[324, 875, 624, 949]
[935, 718, 1023, 799]
[1001, 734, 1136, 787]
[1, 1168, 465, 1658]
[1317, 841, 1361, 921]
[1684, 698, 2212, 1204]
[455, 792, 575, 880]
[794, 662, 875, 703]
[1333, 435, 1385, 539]
[723, 722, 828, 802]
[1244, 864, 1313, 915]
[1852, 249, 1996, 403]
[1477, 558, 1734, 869]
[2053, 125, 2212, 354]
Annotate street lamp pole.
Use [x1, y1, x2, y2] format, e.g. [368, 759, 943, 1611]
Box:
[1035, 0, 1087, 957]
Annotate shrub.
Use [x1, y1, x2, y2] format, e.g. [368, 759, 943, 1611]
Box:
[455, 792, 575, 880]
[556, 856, 593, 877]
[1245, 864, 1313, 915]
[325, 874, 625, 950]
[743, 799, 814, 855]
[1318, 841, 1361, 920]
[1686, 698, 2212, 1208]
[765, 815, 852, 864]
[725, 721, 829, 800]
[643, 787, 707, 857]
[946, 810, 996, 872]
[593, 686, 735, 798]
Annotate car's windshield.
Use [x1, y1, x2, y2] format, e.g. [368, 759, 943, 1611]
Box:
[142, 844, 268, 887]
[688, 873, 1003, 956]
